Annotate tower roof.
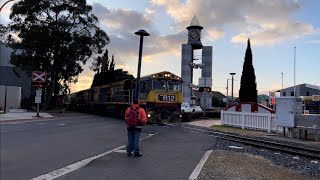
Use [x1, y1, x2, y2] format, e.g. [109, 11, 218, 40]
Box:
[190, 16, 200, 26]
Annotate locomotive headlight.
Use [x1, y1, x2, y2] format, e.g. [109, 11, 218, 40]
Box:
[179, 114, 182, 118]
[147, 114, 151, 118]
[164, 73, 171, 77]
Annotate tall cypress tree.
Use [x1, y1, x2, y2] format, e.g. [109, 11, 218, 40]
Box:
[239, 39, 257, 103]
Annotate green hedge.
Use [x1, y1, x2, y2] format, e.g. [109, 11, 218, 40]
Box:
[181, 111, 221, 122]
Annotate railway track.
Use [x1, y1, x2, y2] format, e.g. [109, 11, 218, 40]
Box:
[181, 125, 320, 160]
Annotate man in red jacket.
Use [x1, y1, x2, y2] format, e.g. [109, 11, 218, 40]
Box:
[125, 99, 147, 157]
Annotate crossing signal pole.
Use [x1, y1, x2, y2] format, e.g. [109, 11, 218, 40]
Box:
[32, 71, 46, 117]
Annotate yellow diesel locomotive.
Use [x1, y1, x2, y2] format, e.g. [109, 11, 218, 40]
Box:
[67, 71, 183, 124]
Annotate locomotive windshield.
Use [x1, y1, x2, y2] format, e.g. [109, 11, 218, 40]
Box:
[152, 80, 166, 90]
[167, 80, 181, 91]
[152, 80, 181, 91]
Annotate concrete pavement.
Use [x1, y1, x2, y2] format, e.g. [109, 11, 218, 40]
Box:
[186, 119, 221, 128]
[0, 112, 53, 121]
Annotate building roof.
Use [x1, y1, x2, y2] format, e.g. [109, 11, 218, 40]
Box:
[276, 83, 320, 92]
[212, 91, 226, 100]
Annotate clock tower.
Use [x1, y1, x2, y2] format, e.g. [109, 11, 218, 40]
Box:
[187, 16, 203, 49]
[181, 16, 213, 110]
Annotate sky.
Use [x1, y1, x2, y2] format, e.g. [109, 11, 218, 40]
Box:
[1, 0, 319, 96]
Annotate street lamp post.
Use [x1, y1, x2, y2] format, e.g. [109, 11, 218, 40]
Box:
[230, 73, 236, 104]
[226, 79, 231, 108]
[134, 29, 150, 102]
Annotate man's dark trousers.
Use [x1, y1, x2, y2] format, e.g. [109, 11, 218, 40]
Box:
[126, 127, 141, 154]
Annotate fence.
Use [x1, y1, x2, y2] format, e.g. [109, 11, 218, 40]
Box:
[221, 110, 277, 133]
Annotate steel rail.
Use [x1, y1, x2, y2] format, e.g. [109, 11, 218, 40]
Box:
[181, 125, 320, 160]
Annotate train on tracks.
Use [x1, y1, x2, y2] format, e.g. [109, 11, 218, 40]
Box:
[59, 71, 183, 124]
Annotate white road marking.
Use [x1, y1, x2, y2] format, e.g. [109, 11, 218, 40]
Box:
[228, 146, 244, 149]
[59, 124, 66, 126]
[114, 150, 127, 153]
[188, 150, 212, 180]
[30, 132, 158, 180]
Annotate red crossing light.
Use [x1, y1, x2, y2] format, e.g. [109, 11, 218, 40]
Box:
[32, 83, 43, 88]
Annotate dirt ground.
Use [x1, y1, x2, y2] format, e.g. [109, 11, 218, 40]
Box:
[198, 150, 314, 180]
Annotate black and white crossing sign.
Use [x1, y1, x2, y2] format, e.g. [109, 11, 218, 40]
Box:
[32, 71, 47, 82]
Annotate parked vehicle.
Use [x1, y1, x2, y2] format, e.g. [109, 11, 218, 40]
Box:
[181, 102, 203, 112]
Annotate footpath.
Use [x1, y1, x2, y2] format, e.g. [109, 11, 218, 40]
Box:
[0, 112, 53, 122]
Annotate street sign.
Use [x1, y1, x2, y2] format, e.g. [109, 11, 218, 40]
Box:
[32, 71, 47, 82]
[36, 89, 42, 95]
[312, 95, 320, 101]
[35, 96, 41, 103]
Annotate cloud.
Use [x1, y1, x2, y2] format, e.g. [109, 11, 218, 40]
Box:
[151, 0, 319, 45]
[206, 28, 225, 41]
[70, 70, 94, 92]
[231, 21, 318, 45]
[306, 40, 320, 44]
[91, 3, 185, 66]
[92, 3, 153, 32]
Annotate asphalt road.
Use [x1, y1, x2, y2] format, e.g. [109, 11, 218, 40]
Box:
[0, 115, 216, 180]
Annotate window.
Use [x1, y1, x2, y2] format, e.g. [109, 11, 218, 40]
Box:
[282, 91, 286, 96]
[291, 91, 294, 96]
[152, 80, 166, 90]
[140, 81, 147, 91]
[306, 91, 310, 96]
[167, 81, 181, 91]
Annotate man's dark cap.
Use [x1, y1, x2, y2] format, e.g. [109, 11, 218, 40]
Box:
[133, 99, 139, 104]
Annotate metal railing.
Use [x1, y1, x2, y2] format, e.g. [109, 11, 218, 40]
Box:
[98, 90, 131, 105]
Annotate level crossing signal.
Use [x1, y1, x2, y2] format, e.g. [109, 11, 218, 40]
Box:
[199, 87, 212, 93]
[32, 83, 43, 89]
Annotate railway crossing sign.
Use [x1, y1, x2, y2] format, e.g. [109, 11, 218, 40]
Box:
[32, 71, 47, 82]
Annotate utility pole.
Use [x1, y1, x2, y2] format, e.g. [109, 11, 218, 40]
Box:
[230, 73, 236, 104]
[294, 47, 296, 97]
[281, 72, 283, 90]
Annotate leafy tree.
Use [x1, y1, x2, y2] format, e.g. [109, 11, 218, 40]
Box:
[101, 49, 109, 72]
[239, 39, 257, 103]
[91, 56, 102, 74]
[91, 53, 133, 87]
[7, 0, 109, 107]
[0, 24, 9, 44]
[109, 54, 115, 71]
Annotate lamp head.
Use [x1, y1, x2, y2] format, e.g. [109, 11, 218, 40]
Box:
[135, 29, 150, 36]
[229, 73, 236, 76]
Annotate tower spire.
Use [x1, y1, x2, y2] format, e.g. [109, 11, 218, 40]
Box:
[190, 16, 200, 26]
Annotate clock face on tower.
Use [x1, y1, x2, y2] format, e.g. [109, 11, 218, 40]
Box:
[189, 29, 200, 40]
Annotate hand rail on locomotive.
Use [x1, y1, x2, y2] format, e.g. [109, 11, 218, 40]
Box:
[99, 89, 132, 104]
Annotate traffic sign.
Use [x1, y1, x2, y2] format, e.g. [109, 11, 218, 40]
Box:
[36, 91, 42, 96]
[35, 96, 41, 103]
[312, 95, 320, 101]
[32, 71, 47, 82]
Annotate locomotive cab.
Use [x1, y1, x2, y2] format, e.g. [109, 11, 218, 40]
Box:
[138, 71, 183, 124]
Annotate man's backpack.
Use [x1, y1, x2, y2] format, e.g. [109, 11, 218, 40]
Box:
[126, 107, 140, 127]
